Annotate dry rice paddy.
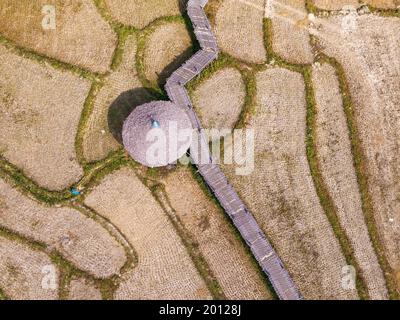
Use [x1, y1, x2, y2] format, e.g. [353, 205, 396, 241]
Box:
[104, 0, 181, 29]
[191, 67, 245, 130]
[312, 0, 361, 10]
[366, 0, 400, 8]
[0, 44, 89, 190]
[267, 0, 314, 64]
[163, 167, 272, 300]
[313, 62, 388, 299]
[222, 67, 357, 299]
[84, 168, 211, 299]
[0, 0, 117, 73]
[143, 21, 193, 86]
[67, 278, 102, 300]
[0, 236, 58, 300]
[312, 14, 400, 292]
[215, 0, 266, 63]
[0, 178, 127, 278]
[0, 0, 399, 300]
[312, 0, 400, 10]
[82, 35, 150, 162]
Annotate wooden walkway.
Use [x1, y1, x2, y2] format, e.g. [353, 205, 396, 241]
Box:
[165, 0, 302, 300]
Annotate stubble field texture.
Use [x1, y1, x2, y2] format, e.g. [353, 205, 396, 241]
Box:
[0, 0, 399, 300]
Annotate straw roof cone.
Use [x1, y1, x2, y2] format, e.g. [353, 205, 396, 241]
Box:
[122, 101, 193, 167]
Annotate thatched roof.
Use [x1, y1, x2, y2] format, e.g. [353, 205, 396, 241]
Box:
[122, 101, 192, 167]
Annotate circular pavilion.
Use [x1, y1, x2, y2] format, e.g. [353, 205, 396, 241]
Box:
[122, 101, 193, 167]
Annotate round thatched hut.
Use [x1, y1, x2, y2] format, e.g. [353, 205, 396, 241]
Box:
[122, 101, 193, 167]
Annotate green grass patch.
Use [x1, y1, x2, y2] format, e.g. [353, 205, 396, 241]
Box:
[93, 0, 138, 72]
[366, 5, 400, 18]
[78, 149, 129, 193]
[0, 287, 7, 300]
[235, 70, 257, 129]
[75, 80, 105, 167]
[110, 26, 137, 72]
[304, 0, 324, 15]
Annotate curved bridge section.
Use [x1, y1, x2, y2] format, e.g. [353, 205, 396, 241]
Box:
[166, 0, 302, 300]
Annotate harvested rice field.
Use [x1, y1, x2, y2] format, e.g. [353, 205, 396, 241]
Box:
[312, 14, 400, 293]
[191, 67, 245, 130]
[143, 21, 193, 86]
[267, 0, 314, 64]
[82, 35, 150, 162]
[163, 167, 272, 300]
[214, 0, 266, 63]
[222, 67, 357, 299]
[84, 168, 211, 299]
[1, 0, 399, 301]
[0, 236, 58, 300]
[0, 178, 127, 278]
[0, 0, 117, 73]
[0, 44, 89, 190]
[67, 278, 102, 300]
[312, 62, 387, 299]
[104, 0, 181, 29]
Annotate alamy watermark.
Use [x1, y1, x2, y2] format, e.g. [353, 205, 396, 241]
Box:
[341, 5, 358, 34]
[144, 121, 255, 175]
[41, 264, 57, 291]
[341, 265, 356, 291]
[41, 5, 56, 30]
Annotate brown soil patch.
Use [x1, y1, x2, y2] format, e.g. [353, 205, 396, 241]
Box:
[396, 269, 400, 289]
